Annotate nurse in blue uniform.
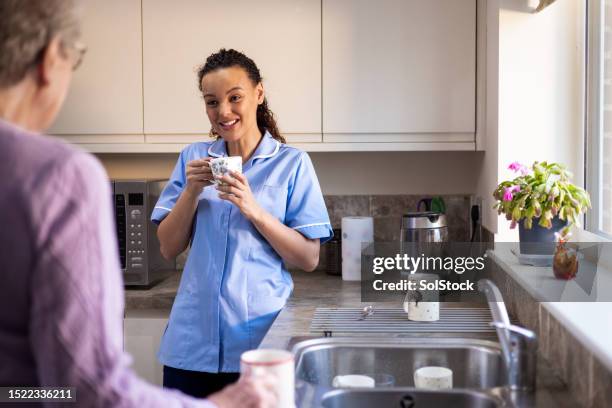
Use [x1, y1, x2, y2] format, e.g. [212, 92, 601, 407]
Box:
[151, 48, 332, 398]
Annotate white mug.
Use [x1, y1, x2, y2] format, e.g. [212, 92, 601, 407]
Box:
[403, 273, 440, 322]
[414, 366, 453, 390]
[240, 349, 295, 408]
[210, 156, 242, 185]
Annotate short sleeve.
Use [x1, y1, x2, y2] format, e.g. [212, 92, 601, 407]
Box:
[285, 152, 333, 243]
[151, 149, 188, 225]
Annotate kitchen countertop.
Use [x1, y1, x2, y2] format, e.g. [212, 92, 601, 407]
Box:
[258, 270, 492, 348]
[125, 269, 579, 407]
[262, 270, 579, 408]
[124, 271, 182, 310]
[260, 270, 369, 349]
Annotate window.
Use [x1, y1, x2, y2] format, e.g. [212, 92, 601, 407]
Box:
[586, 0, 612, 238]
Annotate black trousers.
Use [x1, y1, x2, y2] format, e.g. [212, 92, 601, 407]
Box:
[163, 365, 240, 398]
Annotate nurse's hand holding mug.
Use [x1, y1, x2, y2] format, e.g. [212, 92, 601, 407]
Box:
[216, 171, 263, 222]
[184, 158, 214, 195]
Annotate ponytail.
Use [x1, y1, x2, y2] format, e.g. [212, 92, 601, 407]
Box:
[256, 99, 284, 143]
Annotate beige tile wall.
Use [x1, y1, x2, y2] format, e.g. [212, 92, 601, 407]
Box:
[95, 154, 178, 180]
[95, 151, 484, 196]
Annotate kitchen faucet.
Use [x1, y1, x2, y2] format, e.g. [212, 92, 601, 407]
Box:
[477, 279, 537, 391]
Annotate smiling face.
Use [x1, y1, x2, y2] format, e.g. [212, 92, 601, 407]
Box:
[201, 66, 264, 143]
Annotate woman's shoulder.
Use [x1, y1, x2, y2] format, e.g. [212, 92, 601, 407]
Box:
[276, 142, 308, 161]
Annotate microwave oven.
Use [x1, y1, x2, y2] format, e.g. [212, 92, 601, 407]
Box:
[111, 179, 175, 286]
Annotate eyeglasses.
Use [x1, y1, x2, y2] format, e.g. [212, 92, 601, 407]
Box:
[64, 41, 87, 71]
[28, 40, 88, 74]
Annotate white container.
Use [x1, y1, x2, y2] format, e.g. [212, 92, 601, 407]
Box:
[341, 216, 374, 281]
[405, 301, 440, 322]
[414, 366, 453, 390]
[240, 349, 295, 408]
[403, 273, 440, 321]
[332, 374, 375, 388]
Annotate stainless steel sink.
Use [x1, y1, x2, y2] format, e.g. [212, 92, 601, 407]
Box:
[291, 337, 506, 389]
[321, 388, 502, 408]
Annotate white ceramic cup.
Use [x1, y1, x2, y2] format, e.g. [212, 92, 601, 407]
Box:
[414, 366, 453, 390]
[240, 349, 295, 408]
[403, 273, 440, 322]
[332, 374, 375, 388]
[210, 156, 242, 184]
[405, 301, 440, 322]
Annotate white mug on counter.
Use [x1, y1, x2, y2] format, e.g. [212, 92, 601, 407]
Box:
[240, 349, 295, 408]
[403, 273, 440, 322]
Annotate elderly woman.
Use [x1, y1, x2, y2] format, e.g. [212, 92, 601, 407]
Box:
[0, 1, 274, 407]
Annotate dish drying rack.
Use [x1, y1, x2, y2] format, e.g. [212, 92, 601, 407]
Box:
[310, 307, 504, 337]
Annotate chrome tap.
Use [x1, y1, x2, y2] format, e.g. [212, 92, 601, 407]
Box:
[477, 279, 537, 391]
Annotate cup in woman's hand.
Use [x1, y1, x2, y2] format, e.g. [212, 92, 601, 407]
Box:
[240, 349, 295, 408]
[210, 156, 242, 185]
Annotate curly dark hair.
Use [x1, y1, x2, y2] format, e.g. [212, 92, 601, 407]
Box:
[197, 48, 285, 144]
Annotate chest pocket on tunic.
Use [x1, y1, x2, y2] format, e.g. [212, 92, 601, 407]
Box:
[249, 184, 287, 265]
[250, 183, 287, 260]
[257, 184, 287, 222]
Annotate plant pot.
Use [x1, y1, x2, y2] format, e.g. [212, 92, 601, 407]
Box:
[518, 216, 568, 255]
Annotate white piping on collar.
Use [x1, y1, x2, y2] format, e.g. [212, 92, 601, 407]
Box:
[207, 138, 280, 159]
[207, 141, 224, 158]
[252, 139, 280, 160]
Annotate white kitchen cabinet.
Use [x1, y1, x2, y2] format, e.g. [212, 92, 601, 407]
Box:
[49, 0, 143, 140]
[141, 0, 322, 144]
[322, 0, 476, 144]
[54, 0, 484, 153]
[123, 309, 168, 386]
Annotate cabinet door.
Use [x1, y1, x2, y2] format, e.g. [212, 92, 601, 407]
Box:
[142, 0, 321, 143]
[50, 0, 143, 137]
[323, 0, 476, 142]
[124, 310, 168, 386]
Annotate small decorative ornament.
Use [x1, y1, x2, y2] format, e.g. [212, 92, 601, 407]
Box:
[552, 232, 578, 280]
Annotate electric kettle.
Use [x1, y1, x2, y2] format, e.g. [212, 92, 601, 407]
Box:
[400, 211, 448, 243]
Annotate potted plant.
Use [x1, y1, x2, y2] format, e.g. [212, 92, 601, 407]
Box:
[493, 161, 591, 254]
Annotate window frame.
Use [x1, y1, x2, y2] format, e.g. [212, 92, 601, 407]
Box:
[585, 0, 612, 239]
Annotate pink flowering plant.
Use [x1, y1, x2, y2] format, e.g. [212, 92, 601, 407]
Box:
[493, 161, 591, 232]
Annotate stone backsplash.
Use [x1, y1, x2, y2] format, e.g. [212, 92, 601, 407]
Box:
[317, 194, 474, 271]
[176, 194, 476, 271]
[324, 194, 472, 242]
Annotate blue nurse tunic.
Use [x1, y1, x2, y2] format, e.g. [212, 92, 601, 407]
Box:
[151, 131, 332, 373]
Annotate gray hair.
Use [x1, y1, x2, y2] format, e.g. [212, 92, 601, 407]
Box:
[0, 0, 83, 88]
